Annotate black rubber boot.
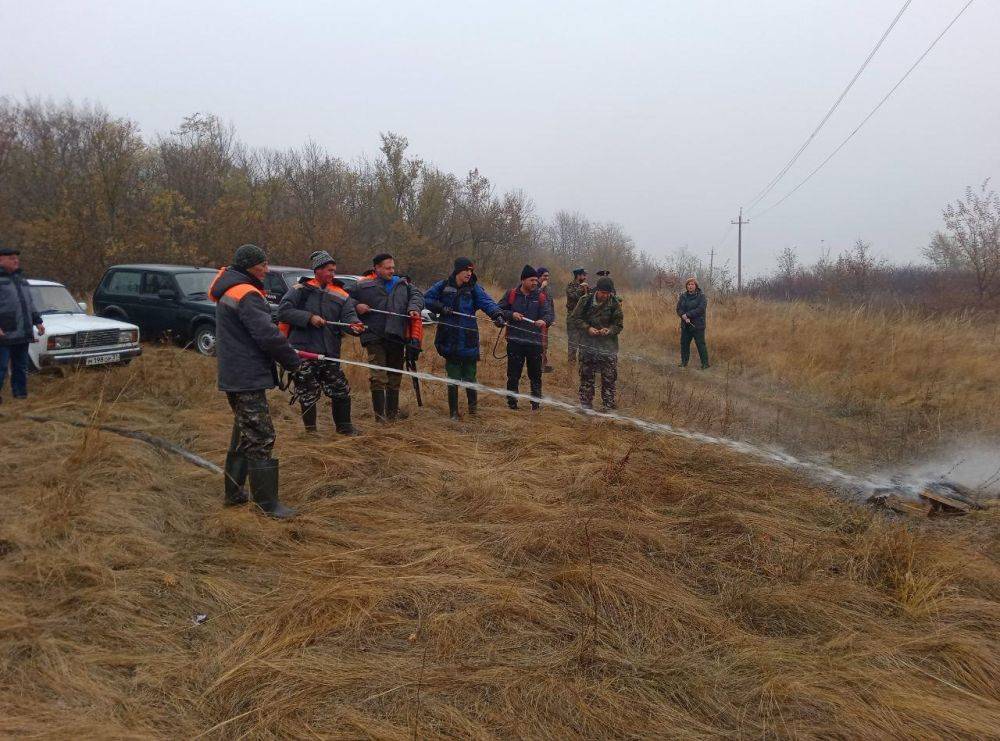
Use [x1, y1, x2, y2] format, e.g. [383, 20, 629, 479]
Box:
[371, 390, 387, 422]
[223, 451, 249, 506]
[249, 458, 296, 520]
[386, 389, 408, 420]
[448, 385, 460, 420]
[466, 388, 478, 415]
[301, 401, 318, 432]
[333, 397, 360, 435]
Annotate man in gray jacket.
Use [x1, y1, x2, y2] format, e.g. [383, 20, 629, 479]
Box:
[209, 244, 303, 519]
[0, 247, 45, 402]
[277, 250, 364, 435]
[349, 253, 424, 421]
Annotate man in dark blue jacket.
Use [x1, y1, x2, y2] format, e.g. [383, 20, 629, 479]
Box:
[499, 265, 555, 410]
[209, 244, 303, 519]
[676, 276, 710, 369]
[0, 247, 45, 403]
[424, 257, 505, 419]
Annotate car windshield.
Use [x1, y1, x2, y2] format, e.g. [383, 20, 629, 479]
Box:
[175, 272, 215, 298]
[30, 285, 85, 314]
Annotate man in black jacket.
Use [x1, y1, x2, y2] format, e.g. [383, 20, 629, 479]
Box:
[277, 250, 364, 435]
[349, 253, 424, 422]
[209, 244, 304, 519]
[0, 247, 45, 402]
[499, 265, 555, 410]
[676, 276, 710, 369]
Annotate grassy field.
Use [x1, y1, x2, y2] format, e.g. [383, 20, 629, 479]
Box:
[1, 296, 998, 738]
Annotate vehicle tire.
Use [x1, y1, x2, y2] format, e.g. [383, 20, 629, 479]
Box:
[193, 323, 217, 357]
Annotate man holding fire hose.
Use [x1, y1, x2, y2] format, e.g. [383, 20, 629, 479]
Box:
[349, 253, 424, 422]
[277, 250, 364, 435]
[423, 256, 505, 419]
[209, 243, 304, 520]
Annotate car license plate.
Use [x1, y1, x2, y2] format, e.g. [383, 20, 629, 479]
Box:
[85, 353, 121, 366]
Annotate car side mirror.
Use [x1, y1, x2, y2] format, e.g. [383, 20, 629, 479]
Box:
[78, 301, 88, 311]
[158, 288, 177, 301]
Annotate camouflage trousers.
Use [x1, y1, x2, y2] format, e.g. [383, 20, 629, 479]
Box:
[226, 390, 276, 461]
[300, 358, 351, 402]
[578, 351, 618, 410]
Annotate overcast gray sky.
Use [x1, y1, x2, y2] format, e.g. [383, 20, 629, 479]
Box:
[3, 0, 998, 275]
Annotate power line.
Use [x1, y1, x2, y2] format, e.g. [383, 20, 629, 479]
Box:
[746, 0, 912, 212]
[752, 0, 977, 220]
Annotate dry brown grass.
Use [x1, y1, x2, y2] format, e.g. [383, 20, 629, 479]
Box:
[1, 329, 999, 738]
[623, 293, 1000, 440]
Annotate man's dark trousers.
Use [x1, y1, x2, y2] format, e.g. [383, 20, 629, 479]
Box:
[0, 343, 30, 398]
[506, 343, 542, 409]
[680, 323, 709, 368]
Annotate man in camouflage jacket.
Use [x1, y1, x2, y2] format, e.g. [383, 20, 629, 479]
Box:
[569, 276, 623, 411]
[564, 268, 589, 367]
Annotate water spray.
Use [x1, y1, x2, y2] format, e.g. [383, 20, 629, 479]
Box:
[295, 351, 983, 510]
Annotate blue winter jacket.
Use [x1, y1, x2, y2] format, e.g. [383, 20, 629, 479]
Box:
[424, 275, 502, 360]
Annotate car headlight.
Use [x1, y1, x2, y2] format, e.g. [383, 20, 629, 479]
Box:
[47, 335, 74, 350]
[118, 329, 138, 344]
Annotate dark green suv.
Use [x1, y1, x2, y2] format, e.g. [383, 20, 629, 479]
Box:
[93, 264, 221, 355]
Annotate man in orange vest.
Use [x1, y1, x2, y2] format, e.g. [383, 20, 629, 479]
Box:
[209, 244, 304, 519]
[277, 250, 364, 435]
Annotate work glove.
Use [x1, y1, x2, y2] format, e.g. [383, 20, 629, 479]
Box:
[492, 315, 506, 328]
[438, 306, 453, 316]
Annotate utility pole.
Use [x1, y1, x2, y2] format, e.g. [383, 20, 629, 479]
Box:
[732, 207, 750, 291]
[707, 247, 715, 290]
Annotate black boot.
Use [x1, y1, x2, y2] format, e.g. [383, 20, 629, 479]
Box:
[249, 458, 296, 519]
[301, 401, 318, 432]
[223, 451, 249, 506]
[371, 390, 387, 422]
[448, 385, 460, 419]
[333, 397, 360, 435]
[386, 389, 408, 420]
[466, 388, 478, 415]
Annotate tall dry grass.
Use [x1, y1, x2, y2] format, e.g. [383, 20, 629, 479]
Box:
[1, 338, 998, 737]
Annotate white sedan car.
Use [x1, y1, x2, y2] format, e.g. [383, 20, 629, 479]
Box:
[27, 279, 141, 371]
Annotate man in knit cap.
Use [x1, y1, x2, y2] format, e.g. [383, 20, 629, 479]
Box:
[499, 265, 554, 410]
[535, 266, 555, 372]
[278, 250, 364, 435]
[423, 256, 505, 419]
[208, 243, 304, 519]
[570, 275, 623, 410]
[676, 276, 709, 369]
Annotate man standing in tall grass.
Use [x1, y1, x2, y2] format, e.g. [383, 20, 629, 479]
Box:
[500, 265, 554, 411]
[677, 276, 710, 370]
[565, 268, 589, 367]
[571, 276, 623, 410]
[0, 247, 44, 403]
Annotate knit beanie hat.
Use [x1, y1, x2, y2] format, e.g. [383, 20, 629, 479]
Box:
[310, 250, 336, 270]
[520, 264, 537, 281]
[595, 277, 615, 293]
[233, 244, 267, 270]
[453, 256, 474, 274]
[536, 266, 550, 277]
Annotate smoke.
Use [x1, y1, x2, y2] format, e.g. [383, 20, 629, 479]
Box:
[898, 443, 1000, 499]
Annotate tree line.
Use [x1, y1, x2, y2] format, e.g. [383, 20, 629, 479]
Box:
[0, 98, 659, 293]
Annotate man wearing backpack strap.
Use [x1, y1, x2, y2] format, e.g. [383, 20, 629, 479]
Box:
[498, 265, 554, 411]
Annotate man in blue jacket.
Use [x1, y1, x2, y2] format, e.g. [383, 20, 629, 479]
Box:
[499, 265, 555, 411]
[0, 247, 45, 403]
[424, 257, 505, 419]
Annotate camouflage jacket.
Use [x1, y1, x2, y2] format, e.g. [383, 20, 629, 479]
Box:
[566, 280, 589, 314]
[569, 293, 623, 355]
